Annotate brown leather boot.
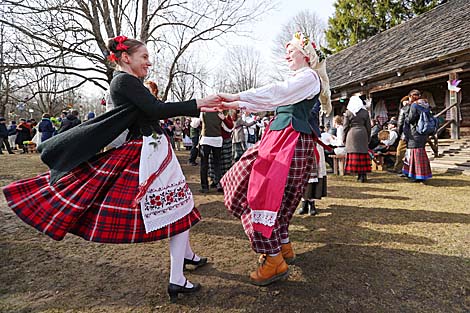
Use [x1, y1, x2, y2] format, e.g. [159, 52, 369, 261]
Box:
[250, 253, 289, 286]
[281, 242, 296, 264]
[257, 242, 296, 265]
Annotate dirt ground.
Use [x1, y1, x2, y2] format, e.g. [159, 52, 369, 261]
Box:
[1, 151, 469, 313]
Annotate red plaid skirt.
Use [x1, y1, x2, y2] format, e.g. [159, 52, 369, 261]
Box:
[2, 140, 200, 243]
[402, 148, 432, 180]
[220, 132, 316, 254]
[345, 153, 372, 174]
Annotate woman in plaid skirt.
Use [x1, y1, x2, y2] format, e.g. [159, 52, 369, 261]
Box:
[343, 96, 372, 183]
[2, 36, 221, 302]
[218, 32, 332, 286]
[402, 94, 433, 182]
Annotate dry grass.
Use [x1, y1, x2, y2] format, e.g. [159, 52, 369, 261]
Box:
[1, 152, 469, 313]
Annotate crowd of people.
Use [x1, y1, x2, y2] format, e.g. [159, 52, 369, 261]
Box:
[317, 89, 433, 183]
[0, 110, 95, 154]
[2, 33, 435, 304]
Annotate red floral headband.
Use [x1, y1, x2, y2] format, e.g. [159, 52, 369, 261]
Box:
[107, 35, 130, 62]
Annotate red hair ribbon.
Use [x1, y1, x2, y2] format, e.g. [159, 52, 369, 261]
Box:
[116, 42, 129, 51]
[311, 42, 317, 49]
[107, 52, 119, 62]
[114, 35, 128, 43]
[114, 36, 129, 51]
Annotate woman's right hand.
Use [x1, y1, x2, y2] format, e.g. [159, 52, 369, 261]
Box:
[218, 93, 240, 102]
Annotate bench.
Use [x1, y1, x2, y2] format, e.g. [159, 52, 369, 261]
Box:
[329, 154, 346, 175]
[372, 151, 397, 171]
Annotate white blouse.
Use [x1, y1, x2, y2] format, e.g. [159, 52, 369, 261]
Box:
[238, 67, 321, 112]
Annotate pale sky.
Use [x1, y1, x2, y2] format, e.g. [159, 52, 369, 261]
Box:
[250, 0, 336, 44]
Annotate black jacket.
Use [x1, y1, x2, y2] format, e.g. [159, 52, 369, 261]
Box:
[0, 123, 8, 138]
[397, 104, 411, 137]
[58, 115, 81, 133]
[39, 71, 199, 184]
[405, 102, 429, 149]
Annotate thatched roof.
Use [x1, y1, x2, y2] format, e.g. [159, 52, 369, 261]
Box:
[326, 0, 470, 90]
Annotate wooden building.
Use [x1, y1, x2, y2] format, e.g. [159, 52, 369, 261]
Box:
[326, 0, 470, 139]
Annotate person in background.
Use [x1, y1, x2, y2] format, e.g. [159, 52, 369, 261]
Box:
[0, 117, 15, 154]
[8, 120, 17, 151]
[38, 113, 55, 142]
[231, 110, 256, 162]
[343, 96, 372, 183]
[243, 111, 258, 147]
[188, 116, 200, 166]
[86, 112, 95, 121]
[58, 110, 81, 133]
[392, 94, 413, 174]
[196, 111, 223, 193]
[402, 96, 433, 182]
[209, 111, 234, 183]
[298, 100, 329, 216]
[182, 118, 192, 150]
[15, 118, 32, 154]
[173, 118, 183, 151]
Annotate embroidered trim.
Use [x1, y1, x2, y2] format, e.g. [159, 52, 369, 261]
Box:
[251, 210, 277, 227]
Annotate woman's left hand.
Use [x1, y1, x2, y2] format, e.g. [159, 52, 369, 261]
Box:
[196, 94, 222, 109]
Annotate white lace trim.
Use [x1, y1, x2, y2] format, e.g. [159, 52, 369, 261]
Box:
[251, 210, 278, 227]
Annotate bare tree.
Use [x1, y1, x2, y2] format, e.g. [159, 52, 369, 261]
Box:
[1, 0, 275, 102]
[271, 10, 327, 79]
[214, 45, 265, 94]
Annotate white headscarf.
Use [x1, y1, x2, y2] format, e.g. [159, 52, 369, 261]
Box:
[347, 96, 365, 116]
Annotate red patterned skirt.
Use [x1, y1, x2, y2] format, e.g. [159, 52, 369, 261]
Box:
[344, 153, 372, 174]
[402, 148, 432, 180]
[2, 140, 200, 243]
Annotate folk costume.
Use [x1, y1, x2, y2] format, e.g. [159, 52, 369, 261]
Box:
[220, 32, 331, 286]
[343, 96, 372, 182]
[402, 99, 433, 181]
[298, 100, 330, 216]
[3, 71, 202, 243]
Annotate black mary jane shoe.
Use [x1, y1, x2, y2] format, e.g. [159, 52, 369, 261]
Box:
[168, 279, 201, 303]
[184, 253, 208, 269]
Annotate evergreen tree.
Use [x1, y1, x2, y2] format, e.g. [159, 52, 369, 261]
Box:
[326, 0, 446, 53]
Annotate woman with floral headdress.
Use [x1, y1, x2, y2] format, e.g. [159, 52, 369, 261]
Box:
[218, 32, 331, 286]
[3, 35, 221, 302]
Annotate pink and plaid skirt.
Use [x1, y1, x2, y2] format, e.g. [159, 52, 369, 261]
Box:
[2, 139, 200, 243]
[345, 153, 372, 174]
[403, 148, 432, 180]
[220, 132, 316, 254]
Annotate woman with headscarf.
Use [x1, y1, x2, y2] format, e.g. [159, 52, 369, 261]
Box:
[343, 96, 372, 183]
[218, 32, 331, 286]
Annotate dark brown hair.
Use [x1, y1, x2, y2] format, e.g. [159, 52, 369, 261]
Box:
[106, 37, 145, 64]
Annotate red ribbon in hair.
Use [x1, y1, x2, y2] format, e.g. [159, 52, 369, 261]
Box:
[116, 42, 129, 51]
[114, 35, 129, 51]
[107, 52, 119, 62]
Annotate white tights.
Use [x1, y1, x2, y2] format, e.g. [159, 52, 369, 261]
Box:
[169, 230, 201, 287]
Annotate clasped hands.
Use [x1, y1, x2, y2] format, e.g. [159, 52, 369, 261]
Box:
[196, 92, 241, 112]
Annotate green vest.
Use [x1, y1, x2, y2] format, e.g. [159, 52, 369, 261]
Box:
[270, 95, 319, 134]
